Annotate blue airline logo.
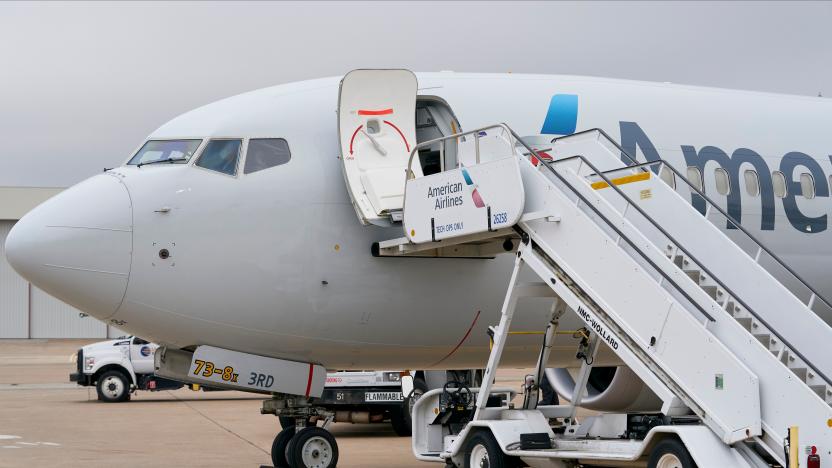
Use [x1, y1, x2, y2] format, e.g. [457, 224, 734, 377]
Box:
[540, 94, 828, 234]
[540, 94, 578, 135]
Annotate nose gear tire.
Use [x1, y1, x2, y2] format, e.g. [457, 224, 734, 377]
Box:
[271, 426, 295, 468]
[287, 427, 339, 468]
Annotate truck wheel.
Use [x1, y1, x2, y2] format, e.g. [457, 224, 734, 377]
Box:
[463, 431, 511, 468]
[390, 406, 410, 436]
[288, 426, 339, 468]
[392, 377, 427, 436]
[96, 370, 130, 403]
[648, 438, 696, 468]
[271, 426, 295, 468]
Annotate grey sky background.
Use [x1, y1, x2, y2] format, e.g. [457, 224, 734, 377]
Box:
[1, 1, 830, 187]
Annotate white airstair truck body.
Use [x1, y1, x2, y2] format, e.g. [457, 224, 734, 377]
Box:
[373, 123, 832, 467]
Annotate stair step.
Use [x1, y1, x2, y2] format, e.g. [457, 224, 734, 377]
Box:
[754, 333, 771, 348]
[701, 285, 719, 300]
[736, 317, 753, 331]
[810, 385, 827, 399]
[791, 367, 809, 382]
[685, 269, 701, 283]
[728, 304, 749, 318]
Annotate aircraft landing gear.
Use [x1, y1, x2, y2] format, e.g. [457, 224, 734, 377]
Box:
[263, 395, 339, 468]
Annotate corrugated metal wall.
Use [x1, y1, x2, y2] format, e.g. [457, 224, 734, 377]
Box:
[30, 286, 106, 338]
[0, 221, 29, 337]
[0, 220, 115, 339]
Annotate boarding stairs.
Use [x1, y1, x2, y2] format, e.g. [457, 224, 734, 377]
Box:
[375, 124, 832, 462]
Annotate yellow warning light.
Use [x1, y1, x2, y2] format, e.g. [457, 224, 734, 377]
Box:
[433, 407, 439, 415]
[410, 229, 416, 237]
[827, 418, 832, 428]
[334, 244, 340, 251]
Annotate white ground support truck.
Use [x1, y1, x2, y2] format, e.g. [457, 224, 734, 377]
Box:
[384, 123, 832, 468]
[70, 336, 185, 402]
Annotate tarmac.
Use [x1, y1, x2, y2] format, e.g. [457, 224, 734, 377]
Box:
[0, 339, 538, 468]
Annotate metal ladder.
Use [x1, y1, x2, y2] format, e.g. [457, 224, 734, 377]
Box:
[545, 128, 832, 406]
[390, 123, 832, 460]
[516, 128, 832, 457]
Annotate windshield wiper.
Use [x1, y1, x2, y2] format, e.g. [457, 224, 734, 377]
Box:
[137, 157, 187, 168]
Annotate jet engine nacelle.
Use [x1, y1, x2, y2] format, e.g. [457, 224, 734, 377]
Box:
[546, 366, 662, 412]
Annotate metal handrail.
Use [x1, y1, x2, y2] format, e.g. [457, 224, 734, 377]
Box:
[552, 127, 641, 166]
[406, 123, 515, 180]
[554, 128, 832, 313]
[521, 154, 720, 324]
[507, 127, 831, 385]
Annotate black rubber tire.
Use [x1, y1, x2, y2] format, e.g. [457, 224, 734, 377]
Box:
[389, 406, 410, 437]
[95, 370, 130, 403]
[287, 426, 339, 468]
[392, 377, 428, 436]
[271, 426, 295, 468]
[648, 438, 697, 468]
[462, 431, 509, 468]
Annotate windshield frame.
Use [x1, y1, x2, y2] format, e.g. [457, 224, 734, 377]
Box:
[125, 138, 204, 166]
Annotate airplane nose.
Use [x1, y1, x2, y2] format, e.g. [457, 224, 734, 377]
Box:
[5, 174, 132, 321]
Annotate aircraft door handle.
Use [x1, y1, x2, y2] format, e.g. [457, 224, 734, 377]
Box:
[154, 206, 171, 213]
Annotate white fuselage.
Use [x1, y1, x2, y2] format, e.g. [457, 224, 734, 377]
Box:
[7, 73, 832, 370]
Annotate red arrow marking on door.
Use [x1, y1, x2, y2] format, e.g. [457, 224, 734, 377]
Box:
[383, 120, 410, 152]
[358, 108, 393, 116]
[349, 125, 363, 155]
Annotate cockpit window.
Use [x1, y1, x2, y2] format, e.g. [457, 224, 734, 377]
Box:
[195, 139, 242, 176]
[128, 139, 201, 165]
[244, 138, 291, 174]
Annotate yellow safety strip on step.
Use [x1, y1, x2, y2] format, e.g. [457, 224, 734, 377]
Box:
[591, 171, 651, 190]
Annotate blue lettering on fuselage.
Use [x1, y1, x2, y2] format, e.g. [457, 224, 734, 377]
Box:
[619, 121, 828, 233]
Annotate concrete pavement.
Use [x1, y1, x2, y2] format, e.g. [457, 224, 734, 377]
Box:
[0, 339, 538, 468]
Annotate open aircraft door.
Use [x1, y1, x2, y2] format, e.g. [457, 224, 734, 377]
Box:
[338, 69, 419, 226]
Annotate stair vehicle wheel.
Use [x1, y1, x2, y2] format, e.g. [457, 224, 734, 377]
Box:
[648, 439, 696, 468]
[287, 426, 339, 468]
[271, 426, 295, 468]
[96, 370, 130, 403]
[392, 377, 428, 436]
[463, 430, 512, 468]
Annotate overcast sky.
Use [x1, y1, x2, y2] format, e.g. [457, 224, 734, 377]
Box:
[1, 1, 830, 187]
